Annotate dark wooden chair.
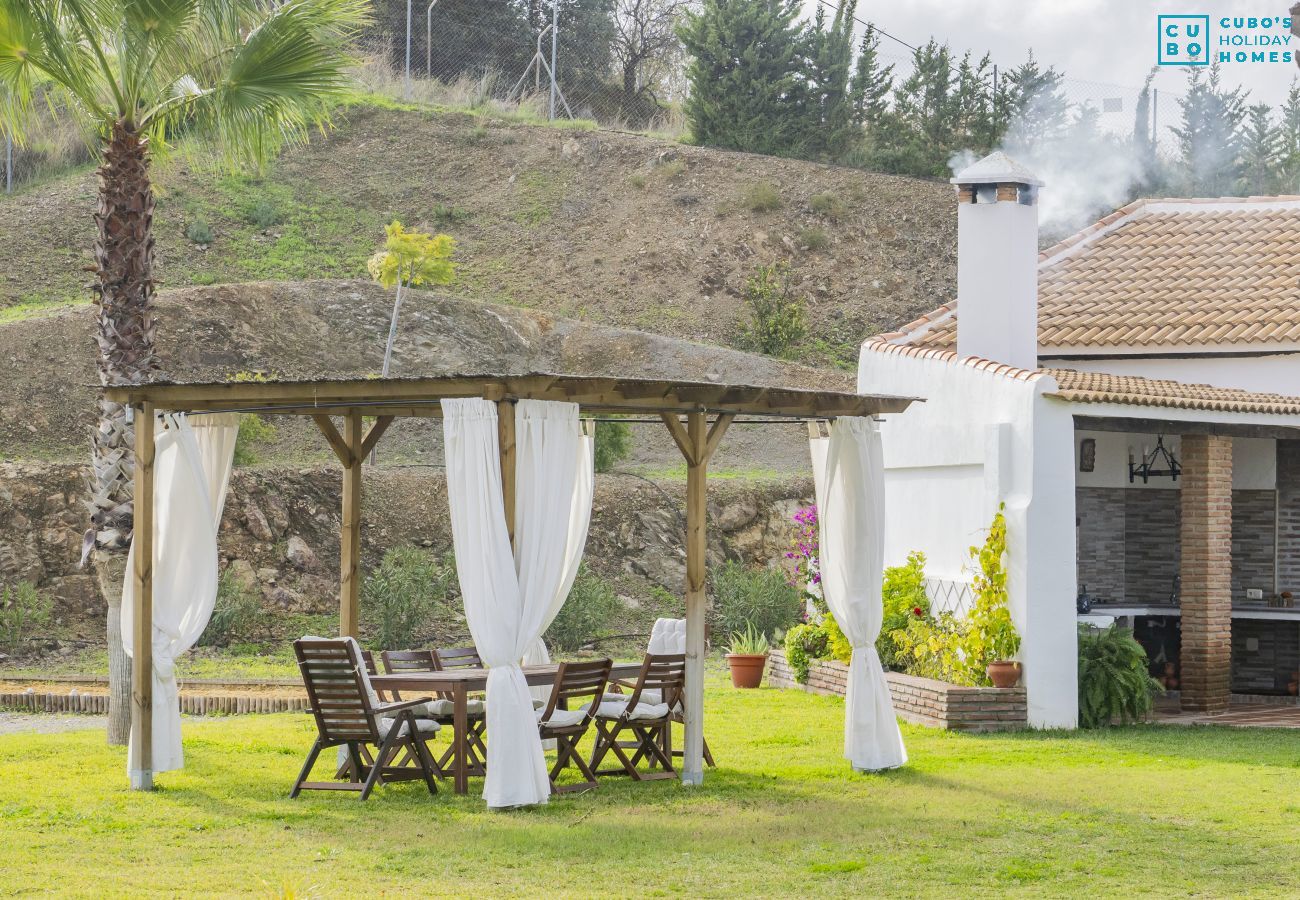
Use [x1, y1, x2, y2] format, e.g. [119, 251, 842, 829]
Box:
[536, 658, 612, 794]
[382, 649, 487, 776]
[433, 646, 483, 671]
[292, 638, 442, 800]
[606, 626, 715, 768]
[589, 653, 685, 782]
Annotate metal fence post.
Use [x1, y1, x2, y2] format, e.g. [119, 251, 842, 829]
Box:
[548, 0, 558, 120]
[426, 0, 439, 77]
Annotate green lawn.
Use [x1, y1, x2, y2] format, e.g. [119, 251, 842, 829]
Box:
[2, 675, 1299, 897]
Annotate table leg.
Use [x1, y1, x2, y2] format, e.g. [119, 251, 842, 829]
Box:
[454, 684, 468, 795]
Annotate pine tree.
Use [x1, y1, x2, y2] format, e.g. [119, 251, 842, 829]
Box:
[849, 25, 893, 129]
[1172, 63, 1247, 195]
[880, 40, 958, 176]
[1131, 69, 1162, 194]
[1278, 79, 1300, 192]
[678, 0, 807, 156]
[953, 52, 997, 153]
[803, 0, 860, 160]
[1238, 103, 1281, 195]
[1001, 52, 1068, 155]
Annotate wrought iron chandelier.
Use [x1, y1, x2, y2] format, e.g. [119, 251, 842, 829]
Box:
[1129, 435, 1180, 483]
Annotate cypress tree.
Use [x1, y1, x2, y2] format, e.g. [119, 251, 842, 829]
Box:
[849, 25, 893, 129]
[1173, 63, 1247, 195]
[804, 0, 860, 160]
[1238, 103, 1281, 195]
[1278, 79, 1300, 191]
[678, 0, 807, 156]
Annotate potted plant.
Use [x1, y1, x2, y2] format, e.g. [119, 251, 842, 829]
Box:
[968, 506, 1022, 688]
[725, 622, 770, 688]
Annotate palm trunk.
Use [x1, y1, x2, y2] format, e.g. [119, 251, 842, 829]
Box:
[88, 121, 157, 745]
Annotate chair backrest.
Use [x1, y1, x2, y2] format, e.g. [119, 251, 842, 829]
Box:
[626, 653, 686, 714]
[539, 658, 612, 730]
[434, 646, 483, 670]
[647, 618, 686, 655]
[295, 637, 381, 743]
[381, 649, 440, 702]
[360, 649, 378, 677]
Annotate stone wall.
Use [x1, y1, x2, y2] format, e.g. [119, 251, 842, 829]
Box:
[1076, 485, 1276, 604]
[1278, 441, 1300, 593]
[766, 648, 1028, 732]
[1179, 435, 1234, 714]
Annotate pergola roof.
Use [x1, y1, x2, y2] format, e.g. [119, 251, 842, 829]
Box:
[104, 371, 919, 419]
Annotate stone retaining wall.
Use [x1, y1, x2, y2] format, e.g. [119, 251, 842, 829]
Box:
[768, 648, 1027, 732]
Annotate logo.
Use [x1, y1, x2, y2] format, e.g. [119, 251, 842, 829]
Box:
[1158, 15, 1210, 65]
[1157, 14, 1294, 66]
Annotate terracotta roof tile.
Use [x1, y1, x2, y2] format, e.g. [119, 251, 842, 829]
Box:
[888, 197, 1300, 350]
[1046, 369, 1300, 415]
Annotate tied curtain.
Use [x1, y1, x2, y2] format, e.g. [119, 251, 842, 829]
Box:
[810, 417, 907, 772]
[123, 413, 239, 774]
[442, 398, 592, 809]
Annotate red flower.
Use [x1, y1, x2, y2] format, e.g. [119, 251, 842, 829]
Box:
[912, 607, 923, 617]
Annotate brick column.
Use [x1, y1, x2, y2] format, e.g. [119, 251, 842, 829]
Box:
[1179, 434, 1233, 714]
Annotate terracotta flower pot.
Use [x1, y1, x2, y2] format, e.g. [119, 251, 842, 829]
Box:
[726, 653, 768, 689]
[987, 660, 1022, 688]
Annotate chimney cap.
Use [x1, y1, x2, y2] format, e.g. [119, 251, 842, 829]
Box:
[950, 150, 1043, 187]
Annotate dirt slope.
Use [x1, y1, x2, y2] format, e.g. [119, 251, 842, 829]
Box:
[0, 279, 876, 471]
[0, 104, 956, 367]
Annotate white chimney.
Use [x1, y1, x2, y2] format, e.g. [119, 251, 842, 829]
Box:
[950, 151, 1042, 371]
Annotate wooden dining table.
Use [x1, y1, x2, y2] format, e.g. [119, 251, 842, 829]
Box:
[371, 662, 643, 794]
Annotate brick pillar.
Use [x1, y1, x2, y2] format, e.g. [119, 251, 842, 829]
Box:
[1179, 434, 1233, 714]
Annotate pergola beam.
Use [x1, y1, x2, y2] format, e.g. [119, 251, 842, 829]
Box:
[129, 401, 155, 791]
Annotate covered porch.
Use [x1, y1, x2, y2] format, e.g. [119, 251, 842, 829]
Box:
[105, 371, 915, 794]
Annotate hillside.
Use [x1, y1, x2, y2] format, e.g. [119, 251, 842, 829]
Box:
[0, 102, 957, 370]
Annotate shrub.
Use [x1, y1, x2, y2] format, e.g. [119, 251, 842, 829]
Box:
[726, 622, 769, 655]
[185, 219, 215, 245]
[796, 226, 829, 251]
[233, 414, 278, 466]
[199, 570, 262, 648]
[593, 419, 632, 473]
[546, 564, 619, 651]
[431, 203, 471, 226]
[890, 509, 1018, 686]
[0, 581, 51, 655]
[246, 200, 279, 229]
[1078, 625, 1163, 727]
[363, 546, 455, 650]
[740, 262, 806, 357]
[880, 551, 929, 670]
[784, 623, 827, 683]
[743, 181, 782, 212]
[711, 561, 802, 642]
[809, 192, 847, 220]
[822, 610, 853, 664]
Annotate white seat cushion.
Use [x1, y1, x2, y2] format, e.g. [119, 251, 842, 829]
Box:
[647, 618, 687, 655]
[385, 698, 485, 719]
[535, 704, 592, 729]
[595, 698, 671, 721]
[602, 689, 662, 705]
[376, 715, 440, 738]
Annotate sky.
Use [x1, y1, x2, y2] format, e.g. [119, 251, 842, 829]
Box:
[806, 0, 1298, 109]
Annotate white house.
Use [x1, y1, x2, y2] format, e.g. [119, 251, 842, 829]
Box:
[860, 152, 1300, 728]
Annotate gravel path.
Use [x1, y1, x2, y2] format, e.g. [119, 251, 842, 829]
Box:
[0, 712, 107, 735]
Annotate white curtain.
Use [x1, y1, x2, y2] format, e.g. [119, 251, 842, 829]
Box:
[810, 417, 907, 772]
[442, 398, 587, 808]
[123, 413, 240, 774]
[522, 421, 594, 683]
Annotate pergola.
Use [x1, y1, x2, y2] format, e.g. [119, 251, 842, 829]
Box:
[105, 371, 917, 791]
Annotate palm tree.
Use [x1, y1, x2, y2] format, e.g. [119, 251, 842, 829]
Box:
[0, 0, 369, 744]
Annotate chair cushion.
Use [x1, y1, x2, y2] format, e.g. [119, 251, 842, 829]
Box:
[647, 618, 686, 655]
[384, 698, 485, 719]
[376, 715, 441, 738]
[535, 704, 591, 729]
[595, 698, 671, 721]
[602, 688, 662, 705]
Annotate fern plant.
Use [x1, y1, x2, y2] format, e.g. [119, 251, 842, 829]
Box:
[1077, 625, 1163, 728]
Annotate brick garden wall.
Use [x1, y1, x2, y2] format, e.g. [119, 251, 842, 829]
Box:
[767, 648, 1027, 732]
[1179, 435, 1233, 714]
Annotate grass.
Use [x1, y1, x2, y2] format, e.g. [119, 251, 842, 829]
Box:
[0, 295, 88, 324]
[1, 669, 1298, 895]
[742, 181, 783, 213]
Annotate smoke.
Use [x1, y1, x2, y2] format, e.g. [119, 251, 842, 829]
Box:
[950, 92, 1148, 238]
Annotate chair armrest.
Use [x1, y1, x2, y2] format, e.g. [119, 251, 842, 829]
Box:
[374, 697, 433, 716]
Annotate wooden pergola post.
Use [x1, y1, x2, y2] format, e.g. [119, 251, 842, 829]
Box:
[497, 400, 517, 546]
[129, 401, 155, 791]
[662, 410, 732, 785]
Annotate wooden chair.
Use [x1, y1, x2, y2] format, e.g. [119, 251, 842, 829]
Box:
[292, 638, 442, 800]
[536, 658, 612, 794]
[433, 646, 483, 671]
[382, 649, 487, 776]
[589, 653, 685, 782]
[605, 619, 715, 767]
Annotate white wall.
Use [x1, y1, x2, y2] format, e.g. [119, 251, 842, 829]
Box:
[860, 348, 1079, 728]
[1051, 353, 1300, 396]
[1074, 432, 1276, 490]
